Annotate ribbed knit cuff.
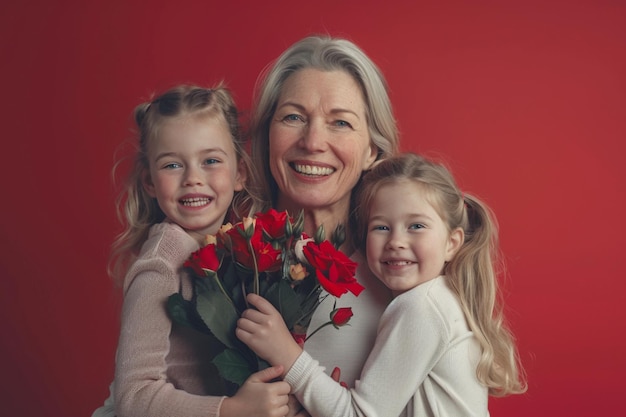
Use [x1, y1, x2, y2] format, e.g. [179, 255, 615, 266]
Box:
[284, 350, 321, 392]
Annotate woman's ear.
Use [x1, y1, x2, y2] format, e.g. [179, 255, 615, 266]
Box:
[445, 227, 464, 261]
[142, 168, 157, 197]
[234, 159, 247, 192]
[363, 143, 379, 171]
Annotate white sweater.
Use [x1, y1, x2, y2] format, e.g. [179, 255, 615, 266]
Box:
[304, 250, 393, 387]
[286, 276, 489, 417]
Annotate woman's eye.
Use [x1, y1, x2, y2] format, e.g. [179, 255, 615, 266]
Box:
[335, 120, 352, 128]
[283, 114, 305, 124]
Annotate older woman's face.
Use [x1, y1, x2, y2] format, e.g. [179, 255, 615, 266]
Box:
[269, 68, 377, 213]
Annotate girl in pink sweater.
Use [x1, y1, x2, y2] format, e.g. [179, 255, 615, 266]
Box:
[100, 84, 291, 417]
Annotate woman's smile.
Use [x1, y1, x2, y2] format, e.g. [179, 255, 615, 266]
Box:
[269, 68, 377, 214]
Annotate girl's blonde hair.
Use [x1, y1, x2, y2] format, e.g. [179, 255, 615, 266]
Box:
[109, 84, 253, 286]
[246, 35, 399, 213]
[353, 152, 527, 396]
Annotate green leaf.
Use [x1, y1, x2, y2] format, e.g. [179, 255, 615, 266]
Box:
[195, 277, 240, 349]
[212, 348, 254, 387]
[264, 280, 303, 330]
[166, 293, 195, 329]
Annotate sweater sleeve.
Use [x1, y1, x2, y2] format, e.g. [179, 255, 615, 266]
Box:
[114, 223, 224, 417]
[285, 280, 449, 417]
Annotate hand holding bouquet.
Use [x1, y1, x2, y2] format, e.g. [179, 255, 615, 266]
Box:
[167, 209, 364, 392]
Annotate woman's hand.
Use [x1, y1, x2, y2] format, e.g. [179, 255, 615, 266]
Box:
[220, 365, 290, 417]
[236, 293, 303, 375]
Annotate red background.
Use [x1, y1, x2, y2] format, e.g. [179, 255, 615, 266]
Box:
[2, 1, 625, 415]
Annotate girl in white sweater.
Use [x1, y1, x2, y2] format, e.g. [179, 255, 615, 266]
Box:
[237, 152, 527, 417]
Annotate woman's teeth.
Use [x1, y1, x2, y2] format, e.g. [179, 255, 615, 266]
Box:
[294, 164, 334, 176]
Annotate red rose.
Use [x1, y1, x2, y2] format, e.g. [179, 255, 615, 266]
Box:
[331, 307, 353, 327]
[185, 244, 219, 276]
[303, 240, 364, 297]
[291, 332, 306, 347]
[249, 235, 282, 272]
[255, 208, 289, 240]
[228, 221, 281, 272]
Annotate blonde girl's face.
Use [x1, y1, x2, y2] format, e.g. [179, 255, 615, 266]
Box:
[365, 180, 463, 296]
[143, 115, 245, 242]
[269, 68, 378, 214]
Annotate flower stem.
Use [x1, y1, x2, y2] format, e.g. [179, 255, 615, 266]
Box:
[304, 321, 332, 342]
[248, 239, 260, 295]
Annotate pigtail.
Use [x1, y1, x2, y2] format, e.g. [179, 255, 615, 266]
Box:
[108, 98, 166, 287]
[134, 101, 151, 129]
[446, 195, 527, 396]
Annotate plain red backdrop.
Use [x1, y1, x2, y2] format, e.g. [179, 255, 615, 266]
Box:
[1, 1, 625, 415]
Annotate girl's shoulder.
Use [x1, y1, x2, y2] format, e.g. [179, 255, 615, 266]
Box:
[122, 222, 200, 293]
[141, 222, 198, 259]
[388, 276, 461, 319]
[384, 276, 468, 341]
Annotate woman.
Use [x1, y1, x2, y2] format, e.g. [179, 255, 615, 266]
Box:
[93, 34, 400, 416]
[246, 34, 399, 387]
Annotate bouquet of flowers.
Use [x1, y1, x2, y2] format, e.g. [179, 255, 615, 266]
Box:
[167, 208, 364, 394]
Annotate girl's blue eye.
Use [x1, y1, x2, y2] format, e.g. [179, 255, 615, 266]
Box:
[409, 223, 425, 230]
[204, 158, 220, 165]
[371, 225, 389, 231]
[164, 162, 182, 169]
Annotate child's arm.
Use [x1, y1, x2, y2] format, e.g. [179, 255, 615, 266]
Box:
[238, 286, 451, 417]
[116, 269, 291, 417]
[236, 293, 303, 376]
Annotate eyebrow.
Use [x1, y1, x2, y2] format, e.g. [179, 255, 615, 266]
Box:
[154, 147, 228, 162]
[276, 101, 361, 120]
[368, 213, 434, 222]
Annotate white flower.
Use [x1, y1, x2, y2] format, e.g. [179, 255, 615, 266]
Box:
[294, 237, 315, 264]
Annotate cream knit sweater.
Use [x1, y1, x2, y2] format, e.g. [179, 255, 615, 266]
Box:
[286, 276, 489, 417]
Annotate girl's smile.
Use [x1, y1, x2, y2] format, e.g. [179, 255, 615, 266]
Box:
[366, 179, 463, 296]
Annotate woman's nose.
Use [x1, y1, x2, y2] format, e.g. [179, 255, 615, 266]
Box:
[299, 120, 328, 152]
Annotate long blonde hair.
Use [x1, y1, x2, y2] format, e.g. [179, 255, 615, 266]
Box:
[109, 84, 253, 286]
[353, 153, 527, 396]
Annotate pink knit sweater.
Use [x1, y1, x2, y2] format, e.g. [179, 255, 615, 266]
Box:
[114, 222, 226, 417]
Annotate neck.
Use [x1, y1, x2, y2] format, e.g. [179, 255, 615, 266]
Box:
[275, 200, 354, 256]
[303, 210, 355, 257]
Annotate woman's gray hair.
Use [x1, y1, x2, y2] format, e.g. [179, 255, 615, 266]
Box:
[248, 35, 399, 211]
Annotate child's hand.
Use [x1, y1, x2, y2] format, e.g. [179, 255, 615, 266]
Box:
[286, 395, 310, 417]
[236, 293, 303, 375]
[331, 366, 349, 389]
[221, 365, 290, 417]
